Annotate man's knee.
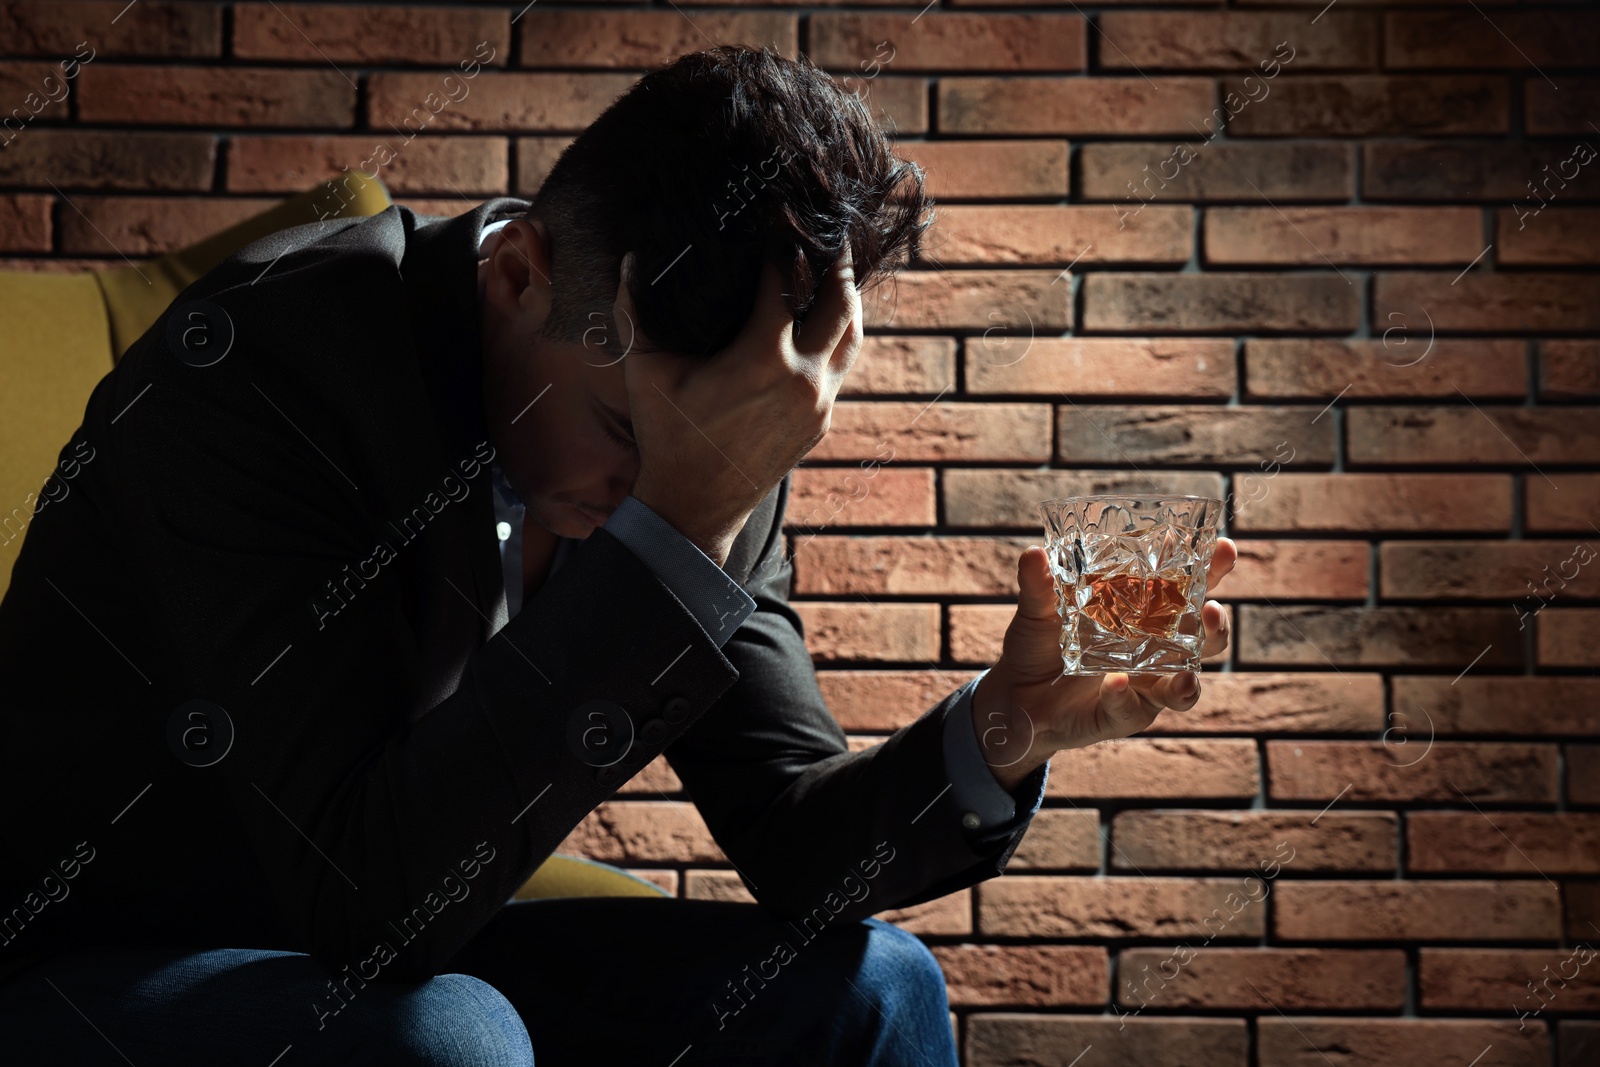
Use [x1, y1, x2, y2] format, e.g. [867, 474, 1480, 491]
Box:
[362, 973, 534, 1067]
[851, 918, 949, 1011]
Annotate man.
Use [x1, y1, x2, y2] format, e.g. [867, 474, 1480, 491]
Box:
[0, 46, 1233, 1065]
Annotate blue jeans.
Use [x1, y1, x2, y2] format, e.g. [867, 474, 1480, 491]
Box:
[0, 897, 959, 1066]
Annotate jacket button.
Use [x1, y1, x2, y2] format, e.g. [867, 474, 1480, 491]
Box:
[641, 717, 668, 745]
[566, 698, 634, 767]
[596, 764, 625, 789]
[662, 695, 691, 724]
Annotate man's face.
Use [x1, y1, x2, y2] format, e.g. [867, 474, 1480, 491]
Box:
[477, 218, 640, 540]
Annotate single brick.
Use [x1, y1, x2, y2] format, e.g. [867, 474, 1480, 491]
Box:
[979, 877, 1267, 939]
[1224, 76, 1508, 137]
[1008, 810, 1101, 870]
[810, 13, 1084, 72]
[965, 338, 1234, 398]
[791, 602, 940, 663]
[1045, 739, 1259, 800]
[627, 869, 677, 896]
[1375, 272, 1600, 332]
[932, 944, 1106, 1007]
[1229, 473, 1512, 534]
[1244, 339, 1527, 400]
[236, 4, 510, 65]
[1115, 948, 1406, 1010]
[1364, 141, 1600, 202]
[78, 65, 354, 127]
[1081, 273, 1359, 333]
[1386, 12, 1600, 69]
[1499, 208, 1600, 266]
[1056, 405, 1336, 466]
[810, 402, 1052, 463]
[791, 535, 1033, 596]
[0, 192, 50, 251]
[1392, 677, 1600, 736]
[943, 468, 1226, 528]
[786, 467, 937, 531]
[1274, 881, 1562, 941]
[1238, 605, 1525, 669]
[894, 141, 1067, 200]
[939, 77, 1215, 135]
[1257, 1019, 1548, 1066]
[1527, 79, 1600, 136]
[1570, 745, 1600, 805]
[228, 135, 507, 195]
[1526, 474, 1600, 533]
[1113, 810, 1396, 872]
[613, 754, 683, 797]
[842, 336, 955, 396]
[0, 0, 219, 57]
[1231, 540, 1368, 600]
[815, 669, 981, 732]
[1540, 608, 1600, 667]
[862, 268, 1070, 331]
[1206, 206, 1482, 265]
[1348, 407, 1600, 467]
[519, 11, 794, 69]
[928, 204, 1190, 265]
[1079, 141, 1352, 203]
[877, 891, 973, 936]
[57, 196, 274, 255]
[832, 74, 927, 135]
[1408, 813, 1600, 875]
[1267, 740, 1558, 803]
[1563, 1021, 1600, 1067]
[1420, 948, 1600, 1011]
[1155, 672, 1385, 734]
[0, 60, 74, 120]
[561, 800, 722, 864]
[368, 71, 637, 133]
[966, 1016, 1247, 1067]
[1566, 883, 1600, 942]
[0, 129, 215, 190]
[1541, 341, 1600, 399]
[1099, 12, 1376, 70]
[1381, 541, 1600, 600]
[512, 136, 572, 196]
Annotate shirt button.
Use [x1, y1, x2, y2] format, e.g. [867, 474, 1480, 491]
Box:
[961, 812, 982, 831]
[496, 521, 512, 542]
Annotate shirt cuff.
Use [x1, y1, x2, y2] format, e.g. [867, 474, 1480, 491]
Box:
[601, 495, 756, 649]
[941, 668, 1051, 834]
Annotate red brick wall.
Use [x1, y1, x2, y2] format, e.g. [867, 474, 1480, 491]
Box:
[3, 2, 1599, 1064]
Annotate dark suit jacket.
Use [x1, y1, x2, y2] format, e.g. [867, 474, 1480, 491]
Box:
[0, 196, 1045, 986]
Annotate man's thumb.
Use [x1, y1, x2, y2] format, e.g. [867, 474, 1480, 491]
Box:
[1016, 546, 1058, 625]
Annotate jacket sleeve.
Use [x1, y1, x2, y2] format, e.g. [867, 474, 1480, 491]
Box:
[663, 472, 1049, 924]
[112, 331, 743, 983]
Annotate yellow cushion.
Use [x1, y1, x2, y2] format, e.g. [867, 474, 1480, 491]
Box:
[0, 270, 112, 594]
[513, 855, 671, 900]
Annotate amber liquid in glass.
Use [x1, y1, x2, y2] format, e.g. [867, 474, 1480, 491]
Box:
[1079, 571, 1192, 639]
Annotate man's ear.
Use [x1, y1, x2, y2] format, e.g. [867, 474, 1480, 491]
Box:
[486, 218, 553, 311]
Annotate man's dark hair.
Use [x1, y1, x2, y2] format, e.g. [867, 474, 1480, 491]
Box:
[526, 45, 933, 359]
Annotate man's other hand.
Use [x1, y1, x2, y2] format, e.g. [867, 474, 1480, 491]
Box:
[972, 538, 1238, 792]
